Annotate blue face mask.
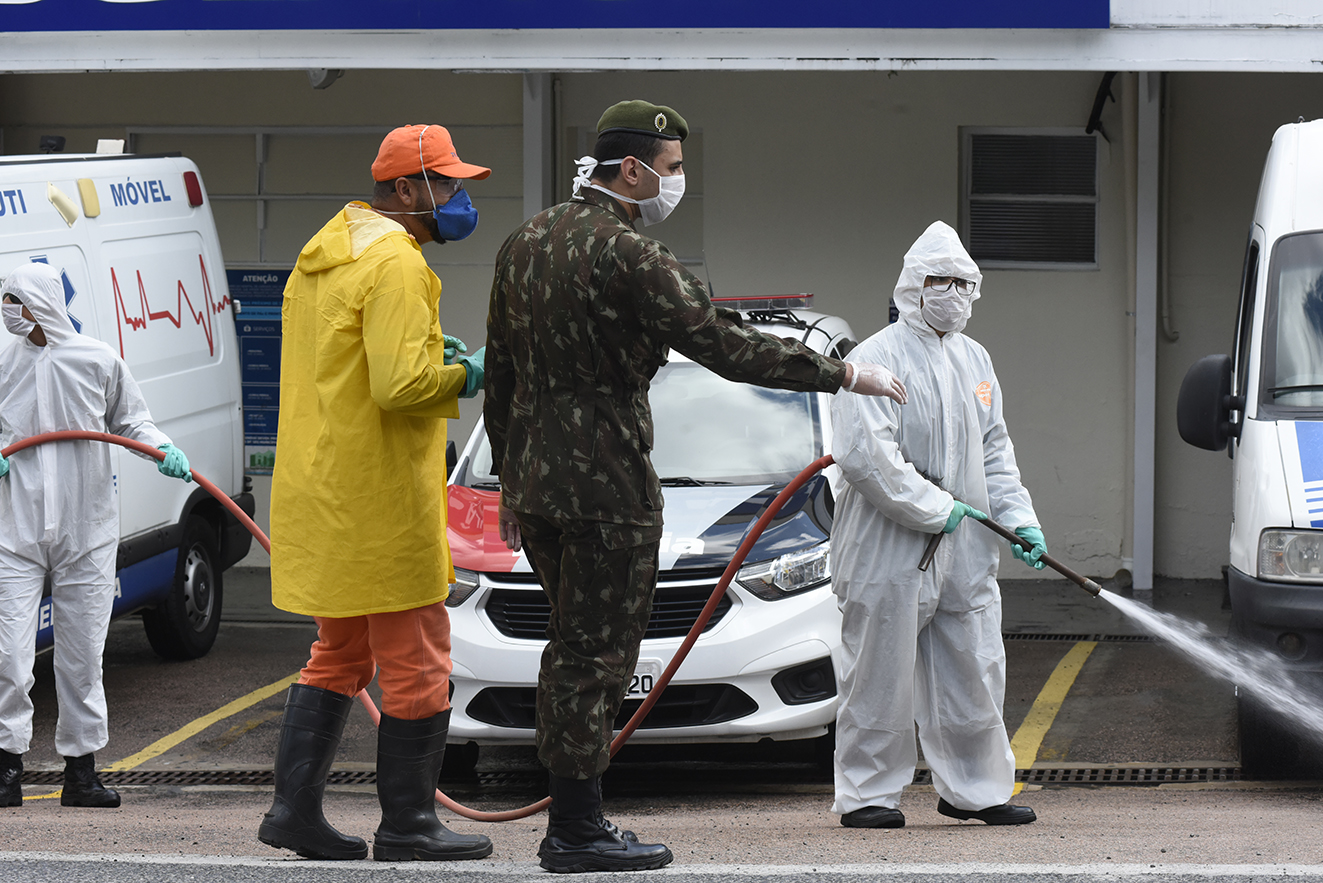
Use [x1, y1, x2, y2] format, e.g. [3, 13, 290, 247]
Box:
[432, 188, 479, 242]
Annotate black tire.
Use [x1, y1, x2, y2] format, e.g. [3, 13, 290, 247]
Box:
[142, 515, 223, 660]
[439, 741, 480, 782]
[1237, 691, 1321, 779]
[811, 724, 836, 773]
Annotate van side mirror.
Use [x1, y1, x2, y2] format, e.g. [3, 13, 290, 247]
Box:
[446, 441, 457, 479]
[1177, 354, 1242, 451]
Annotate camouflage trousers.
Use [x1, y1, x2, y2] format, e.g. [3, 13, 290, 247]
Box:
[515, 512, 662, 780]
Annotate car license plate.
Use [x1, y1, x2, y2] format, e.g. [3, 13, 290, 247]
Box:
[626, 659, 662, 698]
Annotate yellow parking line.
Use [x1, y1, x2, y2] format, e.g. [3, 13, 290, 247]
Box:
[26, 671, 299, 801]
[1008, 640, 1097, 796]
[105, 671, 300, 771]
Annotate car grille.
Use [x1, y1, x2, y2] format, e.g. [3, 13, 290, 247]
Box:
[483, 572, 733, 641]
[466, 684, 758, 730]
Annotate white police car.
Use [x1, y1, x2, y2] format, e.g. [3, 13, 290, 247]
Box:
[443, 296, 858, 761]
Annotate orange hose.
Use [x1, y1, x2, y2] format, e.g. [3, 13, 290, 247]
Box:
[0, 430, 268, 553]
[1, 431, 834, 823]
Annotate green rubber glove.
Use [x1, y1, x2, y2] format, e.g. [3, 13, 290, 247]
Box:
[458, 346, 485, 399]
[0, 452, 8, 480]
[1013, 525, 1047, 569]
[943, 501, 987, 534]
[157, 443, 193, 482]
[443, 334, 467, 365]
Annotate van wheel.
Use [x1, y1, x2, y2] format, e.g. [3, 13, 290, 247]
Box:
[143, 516, 223, 660]
[1237, 692, 1322, 779]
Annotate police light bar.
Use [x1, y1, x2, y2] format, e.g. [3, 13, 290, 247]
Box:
[711, 294, 813, 311]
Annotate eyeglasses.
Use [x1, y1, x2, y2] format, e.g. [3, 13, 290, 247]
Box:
[2, 293, 22, 306]
[928, 277, 976, 296]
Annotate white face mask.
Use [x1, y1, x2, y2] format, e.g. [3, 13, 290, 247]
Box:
[573, 156, 685, 226]
[920, 286, 970, 334]
[3, 302, 36, 339]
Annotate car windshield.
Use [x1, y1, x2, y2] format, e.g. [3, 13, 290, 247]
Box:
[463, 361, 823, 486]
[1267, 231, 1323, 408]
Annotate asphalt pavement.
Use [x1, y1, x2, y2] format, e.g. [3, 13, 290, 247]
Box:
[5, 570, 1323, 881]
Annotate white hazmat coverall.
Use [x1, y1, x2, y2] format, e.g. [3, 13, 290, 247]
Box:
[0, 262, 171, 758]
[829, 221, 1040, 814]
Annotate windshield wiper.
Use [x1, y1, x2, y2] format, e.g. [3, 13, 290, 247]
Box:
[1270, 384, 1323, 398]
[659, 476, 731, 487]
[467, 481, 502, 490]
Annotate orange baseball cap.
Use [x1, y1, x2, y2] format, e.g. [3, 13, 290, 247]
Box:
[371, 124, 492, 182]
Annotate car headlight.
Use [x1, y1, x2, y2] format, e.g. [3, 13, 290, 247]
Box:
[736, 542, 831, 601]
[1258, 530, 1323, 582]
[446, 567, 481, 607]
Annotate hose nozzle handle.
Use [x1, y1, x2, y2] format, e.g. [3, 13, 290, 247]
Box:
[913, 499, 1101, 598]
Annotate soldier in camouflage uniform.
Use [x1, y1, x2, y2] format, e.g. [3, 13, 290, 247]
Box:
[483, 100, 908, 873]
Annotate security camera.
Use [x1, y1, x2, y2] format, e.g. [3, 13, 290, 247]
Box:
[307, 69, 344, 90]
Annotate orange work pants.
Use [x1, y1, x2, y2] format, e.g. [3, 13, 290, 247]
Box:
[298, 601, 451, 720]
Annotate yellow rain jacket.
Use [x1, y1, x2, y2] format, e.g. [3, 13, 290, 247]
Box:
[270, 203, 468, 617]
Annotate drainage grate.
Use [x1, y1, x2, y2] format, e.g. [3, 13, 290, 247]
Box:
[20, 769, 376, 787]
[912, 767, 1238, 786]
[17, 765, 1241, 788]
[1003, 633, 1156, 643]
[1018, 767, 1242, 784]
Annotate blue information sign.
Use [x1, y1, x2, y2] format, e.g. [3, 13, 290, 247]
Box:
[228, 269, 287, 475]
[0, 0, 1109, 32]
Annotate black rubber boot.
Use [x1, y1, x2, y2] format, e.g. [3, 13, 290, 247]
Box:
[1, 749, 21, 807]
[258, 684, 368, 859]
[538, 774, 673, 873]
[60, 754, 120, 808]
[372, 710, 493, 861]
[937, 796, 1037, 825]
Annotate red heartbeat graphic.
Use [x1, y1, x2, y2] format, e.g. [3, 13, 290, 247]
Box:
[111, 255, 231, 359]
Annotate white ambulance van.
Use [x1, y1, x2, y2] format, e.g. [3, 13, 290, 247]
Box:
[1177, 118, 1323, 777]
[0, 152, 252, 660]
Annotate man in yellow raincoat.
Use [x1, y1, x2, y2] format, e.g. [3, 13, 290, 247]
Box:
[258, 125, 492, 863]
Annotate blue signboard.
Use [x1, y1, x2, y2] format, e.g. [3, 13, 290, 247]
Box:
[228, 269, 286, 475]
[0, 1, 1109, 32]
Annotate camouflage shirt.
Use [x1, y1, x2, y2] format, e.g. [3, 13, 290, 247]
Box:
[484, 187, 848, 526]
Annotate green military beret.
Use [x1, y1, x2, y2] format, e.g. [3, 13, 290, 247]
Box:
[596, 100, 688, 142]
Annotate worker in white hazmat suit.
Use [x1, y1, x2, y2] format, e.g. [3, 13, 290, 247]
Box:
[829, 221, 1047, 829]
[0, 262, 193, 809]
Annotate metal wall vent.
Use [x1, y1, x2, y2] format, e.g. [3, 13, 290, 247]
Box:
[963, 130, 1099, 269]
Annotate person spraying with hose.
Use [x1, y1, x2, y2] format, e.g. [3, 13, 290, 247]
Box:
[829, 221, 1046, 831]
[0, 262, 193, 809]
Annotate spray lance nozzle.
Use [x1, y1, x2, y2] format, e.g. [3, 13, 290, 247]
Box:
[917, 506, 1102, 598]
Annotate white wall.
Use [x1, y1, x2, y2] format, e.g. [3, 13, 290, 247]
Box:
[6, 67, 1297, 579]
[559, 70, 1135, 579]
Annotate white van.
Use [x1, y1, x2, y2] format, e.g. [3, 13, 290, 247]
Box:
[1177, 118, 1323, 777]
[0, 152, 251, 660]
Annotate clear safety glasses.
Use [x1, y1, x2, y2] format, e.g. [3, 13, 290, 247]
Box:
[929, 277, 976, 296]
[401, 174, 464, 199]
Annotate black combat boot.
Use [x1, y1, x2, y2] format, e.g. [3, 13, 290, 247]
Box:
[372, 710, 493, 861]
[538, 774, 673, 873]
[1, 749, 21, 807]
[60, 754, 120, 807]
[258, 684, 368, 859]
